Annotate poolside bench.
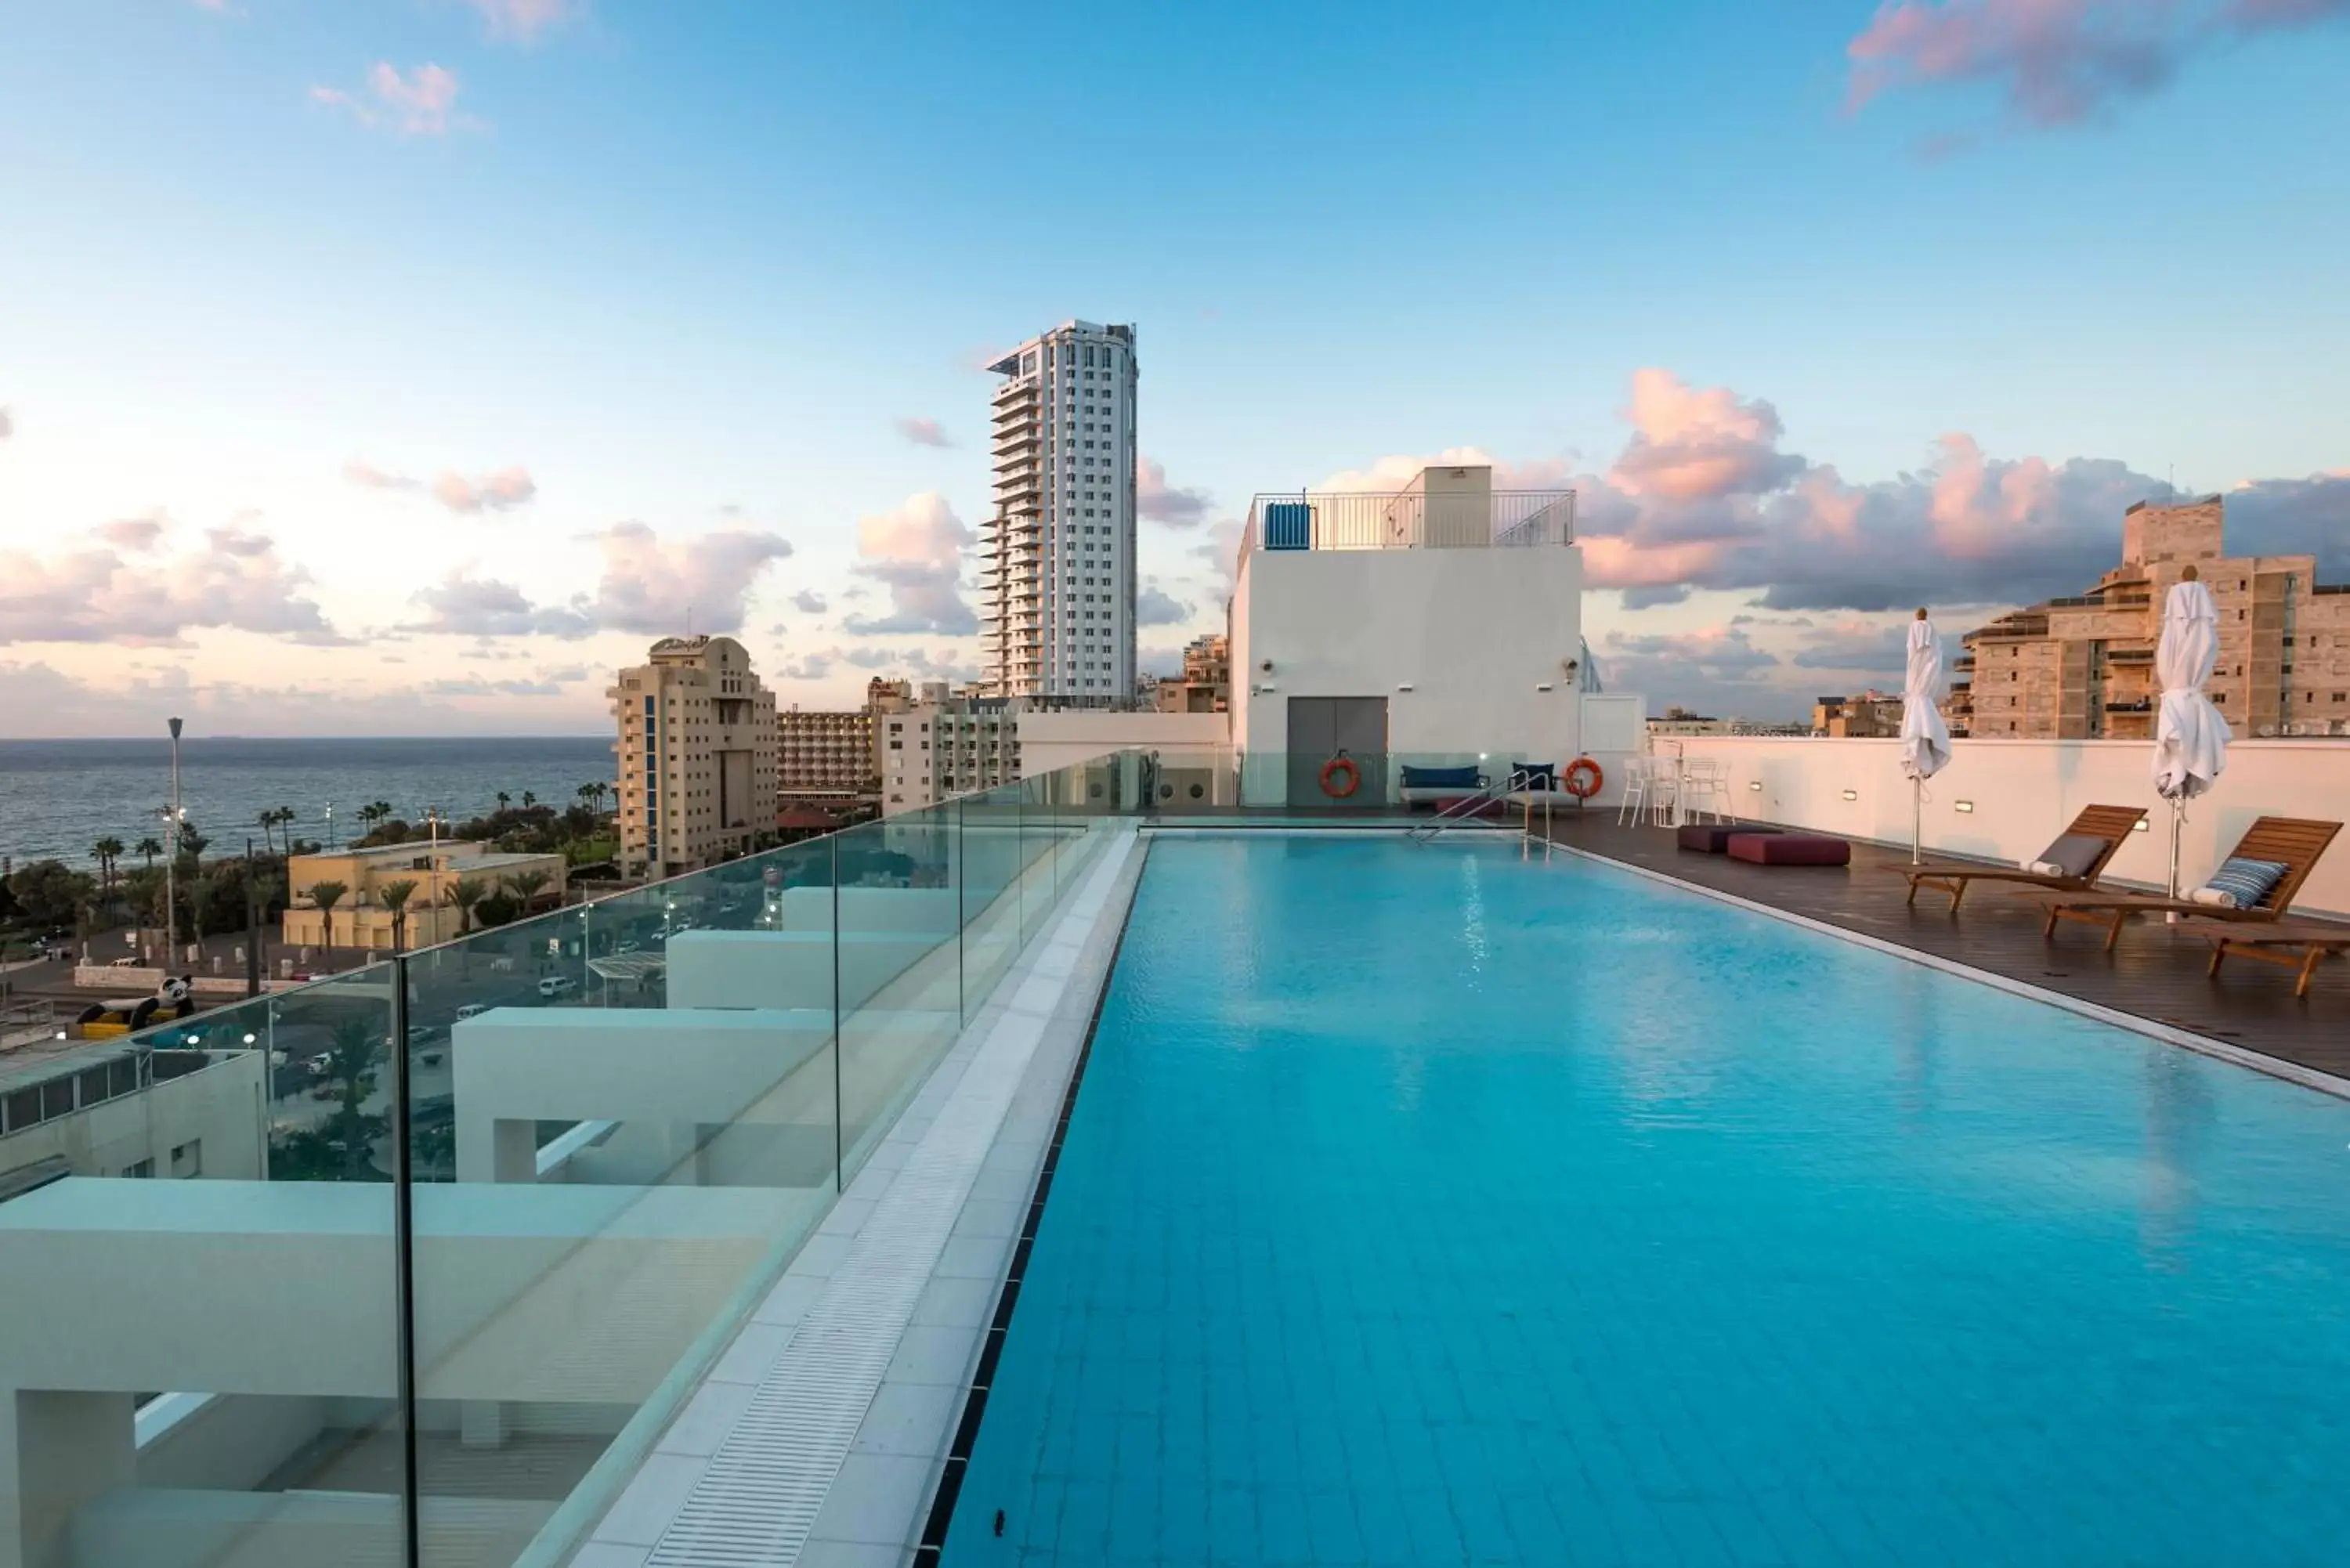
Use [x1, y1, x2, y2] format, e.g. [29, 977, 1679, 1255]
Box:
[2202, 921, 2350, 998]
[1726, 833, 1849, 867]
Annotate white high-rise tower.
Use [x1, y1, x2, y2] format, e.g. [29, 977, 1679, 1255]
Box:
[980, 320, 1137, 704]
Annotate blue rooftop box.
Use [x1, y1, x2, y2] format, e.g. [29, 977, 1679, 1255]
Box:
[1264, 501, 1312, 551]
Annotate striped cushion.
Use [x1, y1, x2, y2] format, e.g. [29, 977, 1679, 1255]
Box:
[2196, 857, 2290, 910]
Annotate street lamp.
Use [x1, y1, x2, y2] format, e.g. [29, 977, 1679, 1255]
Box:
[162, 717, 185, 966]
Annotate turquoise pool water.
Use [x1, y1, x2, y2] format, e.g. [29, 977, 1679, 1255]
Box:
[943, 834, 2350, 1566]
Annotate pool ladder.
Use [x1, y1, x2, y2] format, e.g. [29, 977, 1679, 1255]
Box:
[1408, 779, 1509, 844]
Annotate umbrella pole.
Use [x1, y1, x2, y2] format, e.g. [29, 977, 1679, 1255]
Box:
[1912, 777, 1922, 865]
[2167, 797, 2183, 901]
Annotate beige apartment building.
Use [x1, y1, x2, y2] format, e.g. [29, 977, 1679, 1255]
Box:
[1152, 633, 1231, 714]
[282, 842, 568, 950]
[880, 687, 1021, 815]
[777, 706, 877, 801]
[1950, 497, 2350, 739]
[1813, 691, 1904, 738]
[608, 635, 779, 878]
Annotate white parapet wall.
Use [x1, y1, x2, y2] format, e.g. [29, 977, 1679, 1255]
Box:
[1670, 735, 2350, 917]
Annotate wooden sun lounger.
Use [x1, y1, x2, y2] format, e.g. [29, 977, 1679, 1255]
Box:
[2202, 920, 2350, 998]
[1897, 804, 2147, 912]
[2034, 816, 2343, 952]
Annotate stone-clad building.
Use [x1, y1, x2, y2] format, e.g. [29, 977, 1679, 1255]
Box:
[1950, 497, 2350, 739]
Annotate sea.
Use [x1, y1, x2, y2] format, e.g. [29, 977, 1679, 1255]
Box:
[0, 736, 615, 870]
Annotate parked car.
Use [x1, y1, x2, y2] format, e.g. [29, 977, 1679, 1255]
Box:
[537, 976, 577, 999]
[454, 1003, 489, 1022]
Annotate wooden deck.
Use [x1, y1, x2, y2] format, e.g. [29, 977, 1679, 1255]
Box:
[1534, 811, 2350, 1083]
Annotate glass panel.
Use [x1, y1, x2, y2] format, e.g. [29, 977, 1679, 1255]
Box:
[0, 975, 410, 1566]
[957, 785, 1022, 1025]
[403, 838, 838, 1568]
[834, 805, 964, 1182]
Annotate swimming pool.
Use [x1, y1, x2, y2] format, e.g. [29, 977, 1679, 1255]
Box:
[943, 833, 2350, 1566]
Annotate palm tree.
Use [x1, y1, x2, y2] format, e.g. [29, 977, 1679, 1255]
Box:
[354, 803, 382, 836]
[91, 837, 123, 913]
[503, 869, 551, 912]
[577, 782, 602, 812]
[495, 791, 512, 814]
[177, 829, 208, 873]
[308, 880, 348, 957]
[135, 836, 163, 869]
[451, 876, 490, 936]
[378, 879, 418, 953]
[521, 790, 538, 811]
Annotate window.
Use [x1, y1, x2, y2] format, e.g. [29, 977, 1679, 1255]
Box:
[124, 1158, 155, 1179]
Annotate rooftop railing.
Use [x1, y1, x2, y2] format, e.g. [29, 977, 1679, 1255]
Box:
[1240, 488, 1575, 565]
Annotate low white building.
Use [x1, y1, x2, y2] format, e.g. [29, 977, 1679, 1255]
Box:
[1230, 464, 1638, 804]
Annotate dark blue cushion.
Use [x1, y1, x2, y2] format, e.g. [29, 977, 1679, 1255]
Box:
[2199, 857, 2290, 910]
[1400, 764, 1483, 791]
[1509, 762, 1557, 791]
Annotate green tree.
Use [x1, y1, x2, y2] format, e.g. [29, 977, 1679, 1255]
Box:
[521, 790, 537, 810]
[378, 878, 419, 953]
[134, 836, 163, 869]
[503, 869, 551, 911]
[495, 791, 512, 812]
[176, 828, 209, 872]
[90, 837, 125, 913]
[5, 861, 95, 931]
[307, 880, 349, 955]
[450, 876, 491, 937]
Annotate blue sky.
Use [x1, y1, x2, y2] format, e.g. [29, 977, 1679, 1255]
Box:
[3, 0, 2346, 734]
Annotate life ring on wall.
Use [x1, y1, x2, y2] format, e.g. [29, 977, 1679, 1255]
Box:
[1562, 757, 1604, 799]
[1318, 754, 1361, 799]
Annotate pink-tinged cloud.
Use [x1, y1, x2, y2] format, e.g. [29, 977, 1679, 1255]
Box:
[844, 493, 978, 636]
[312, 63, 472, 137]
[463, 0, 583, 43]
[1137, 455, 1213, 526]
[432, 467, 537, 514]
[586, 521, 794, 635]
[1846, 0, 2350, 131]
[0, 522, 349, 647]
[345, 458, 535, 513]
[1322, 367, 2349, 617]
[894, 416, 951, 447]
[1612, 369, 1806, 502]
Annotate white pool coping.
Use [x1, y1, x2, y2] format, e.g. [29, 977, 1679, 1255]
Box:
[571, 823, 1148, 1568]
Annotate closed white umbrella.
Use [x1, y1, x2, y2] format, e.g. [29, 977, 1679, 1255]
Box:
[2152, 566, 2230, 896]
[1900, 609, 1952, 865]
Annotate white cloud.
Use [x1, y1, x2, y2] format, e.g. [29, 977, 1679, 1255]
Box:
[0, 518, 349, 647]
[463, 0, 583, 43]
[1137, 455, 1212, 526]
[311, 63, 474, 137]
[893, 417, 951, 448]
[791, 589, 829, 613]
[346, 459, 537, 514]
[407, 571, 596, 638]
[584, 520, 794, 634]
[0, 406, 13, 441]
[842, 493, 978, 636]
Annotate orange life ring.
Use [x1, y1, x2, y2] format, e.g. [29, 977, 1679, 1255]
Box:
[1318, 755, 1361, 799]
[1562, 757, 1603, 799]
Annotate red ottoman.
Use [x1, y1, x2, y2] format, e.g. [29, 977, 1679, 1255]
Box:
[1726, 833, 1849, 866]
[1677, 823, 1781, 854]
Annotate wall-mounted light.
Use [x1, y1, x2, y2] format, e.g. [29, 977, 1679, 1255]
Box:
[1841, 789, 1859, 801]
[1748, 779, 1763, 792]
[1397, 683, 1414, 692]
[1954, 800, 1974, 814]
[1535, 681, 1555, 692]
[2131, 818, 2149, 832]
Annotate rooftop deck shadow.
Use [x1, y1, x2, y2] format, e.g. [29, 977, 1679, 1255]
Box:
[1535, 812, 2350, 1082]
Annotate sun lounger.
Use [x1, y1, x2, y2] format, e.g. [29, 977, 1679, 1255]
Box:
[1896, 804, 2146, 912]
[2034, 816, 2342, 952]
[2201, 920, 2350, 998]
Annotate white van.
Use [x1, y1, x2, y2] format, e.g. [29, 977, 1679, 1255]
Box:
[454, 1003, 489, 1023]
[537, 976, 577, 999]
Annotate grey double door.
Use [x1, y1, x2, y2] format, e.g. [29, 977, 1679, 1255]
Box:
[1287, 696, 1388, 808]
